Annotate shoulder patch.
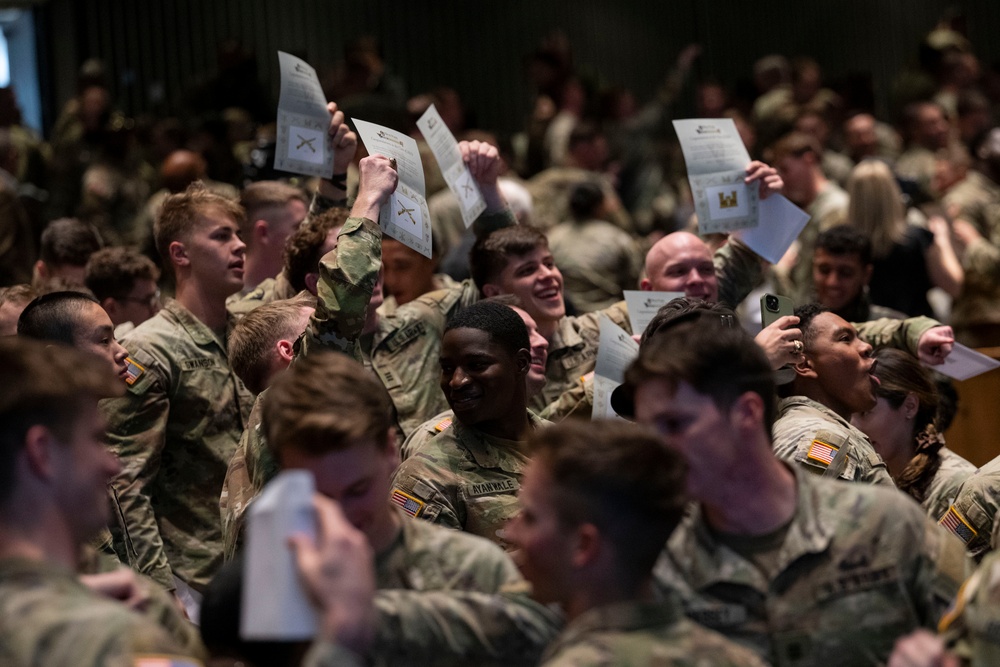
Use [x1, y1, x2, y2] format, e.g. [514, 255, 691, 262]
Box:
[434, 417, 453, 433]
[124, 356, 146, 386]
[391, 488, 425, 518]
[806, 438, 839, 467]
[939, 505, 978, 545]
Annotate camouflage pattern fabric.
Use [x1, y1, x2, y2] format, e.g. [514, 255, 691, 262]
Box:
[225, 271, 299, 319]
[654, 468, 972, 666]
[540, 599, 768, 667]
[103, 299, 253, 591]
[922, 447, 977, 523]
[548, 218, 644, 313]
[772, 395, 895, 486]
[390, 413, 547, 551]
[0, 557, 204, 666]
[939, 548, 1000, 665]
[939, 455, 1000, 563]
[398, 410, 453, 461]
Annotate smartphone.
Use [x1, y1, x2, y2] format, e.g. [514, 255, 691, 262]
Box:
[760, 293, 794, 329]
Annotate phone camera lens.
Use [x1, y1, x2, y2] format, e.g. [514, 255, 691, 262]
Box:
[766, 296, 778, 311]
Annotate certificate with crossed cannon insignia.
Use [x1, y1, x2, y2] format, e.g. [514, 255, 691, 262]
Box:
[275, 52, 334, 178]
[416, 104, 486, 227]
[353, 118, 433, 258]
[673, 118, 759, 234]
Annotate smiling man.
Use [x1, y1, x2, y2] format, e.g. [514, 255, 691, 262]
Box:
[390, 300, 544, 550]
[771, 303, 895, 485]
[103, 182, 255, 612]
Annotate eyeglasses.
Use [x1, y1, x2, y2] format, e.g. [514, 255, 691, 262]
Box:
[120, 289, 161, 309]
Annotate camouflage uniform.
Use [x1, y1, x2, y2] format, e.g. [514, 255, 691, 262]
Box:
[547, 218, 644, 313]
[390, 413, 548, 550]
[939, 454, 1000, 562]
[399, 410, 454, 461]
[103, 299, 254, 591]
[0, 557, 204, 666]
[772, 395, 895, 486]
[219, 394, 273, 561]
[943, 169, 1000, 346]
[921, 447, 977, 523]
[526, 167, 634, 234]
[939, 549, 1000, 665]
[225, 271, 298, 318]
[540, 598, 767, 667]
[653, 467, 972, 666]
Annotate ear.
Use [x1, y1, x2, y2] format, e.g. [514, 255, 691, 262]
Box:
[571, 523, 602, 568]
[903, 392, 919, 420]
[385, 429, 401, 469]
[863, 264, 874, 285]
[276, 338, 296, 364]
[791, 346, 817, 379]
[514, 348, 531, 376]
[640, 277, 652, 291]
[101, 297, 120, 320]
[481, 283, 502, 298]
[304, 272, 319, 296]
[253, 219, 269, 244]
[33, 260, 48, 280]
[731, 391, 765, 431]
[169, 240, 189, 268]
[22, 424, 56, 482]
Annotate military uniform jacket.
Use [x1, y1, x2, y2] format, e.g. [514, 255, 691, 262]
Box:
[939, 549, 1000, 665]
[0, 557, 202, 667]
[772, 396, 895, 486]
[104, 299, 253, 591]
[225, 270, 298, 318]
[653, 468, 972, 666]
[540, 598, 767, 666]
[922, 447, 976, 523]
[390, 413, 547, 551]
[939, 454, 1000, 562]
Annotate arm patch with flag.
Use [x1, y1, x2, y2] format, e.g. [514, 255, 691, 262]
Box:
[807, 438, 839, 466]
[939, 505, 977, 545]
[391, 489, 425, 518]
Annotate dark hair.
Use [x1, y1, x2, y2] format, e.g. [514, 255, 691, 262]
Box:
[870, 348, 943, 503]
[568, 180, 604, 221]
[39, 218, 103, 267]
[17, 291, 101, 345]
[623, 313, 778, 431]
[528, 418, 687, 582]
[469, 226, 549, 294]
[85, 246, 161, 301]
[283, 208, 351, 293]
[0, 337, 121, 505]
[815, 225, 873, 266]
[640, 297, 737, 347]
[792, 303, 829, 351]
[445, 300, 529, 356]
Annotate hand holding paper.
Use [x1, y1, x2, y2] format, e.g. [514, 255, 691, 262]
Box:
[275, 52, 335, 178]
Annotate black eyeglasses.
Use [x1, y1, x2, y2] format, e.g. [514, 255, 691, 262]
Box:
[120, 289, 161, 309]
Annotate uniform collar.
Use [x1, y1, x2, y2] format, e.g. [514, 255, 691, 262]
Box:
[162, 299, 228, 348]
[543, 598, 684, 661]
[451, 412, 542, 470]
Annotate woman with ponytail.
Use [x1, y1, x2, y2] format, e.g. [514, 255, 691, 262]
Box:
[852, 347, 975, 519]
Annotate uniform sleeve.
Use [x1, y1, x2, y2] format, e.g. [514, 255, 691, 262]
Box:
[369, 587, 562, 666]
[103, 354, 175, 590]
[910, 511, 974, 629]
[714, 238, 764, 309]
[389, 456, 464, 531]
[219, 430, 251, 564]
[300, 216, 383, 359]
[856, 316, 939, 357]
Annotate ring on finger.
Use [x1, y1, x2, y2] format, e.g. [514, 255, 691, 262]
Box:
[793, 340, 803, 354]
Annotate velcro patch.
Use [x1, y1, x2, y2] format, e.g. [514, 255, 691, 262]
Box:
[939, 505, 978, 545]
[807, 438, 839, 466]
[467, 479, 519, 497]
[434, 417, 453, 432]
[391, 489, 425, 517]
[124, 357, 146, 386]
[180, 358, 217, 371]
[384, 322, 426, 353]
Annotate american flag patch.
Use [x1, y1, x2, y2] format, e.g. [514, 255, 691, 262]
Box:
[124, 356, 146, 386]
[391, 489, 425, 517]
[434, 417, 452, 433]
[806, 439, 838, 466]
[133, 655, 203, 666]
[939, 505, 977, 545]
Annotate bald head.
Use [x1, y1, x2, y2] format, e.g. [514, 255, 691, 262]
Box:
[641, 232, 718, 302]
[160, 150, 207, 193]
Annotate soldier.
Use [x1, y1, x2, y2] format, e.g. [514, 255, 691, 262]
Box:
[509, 418, 768, 667]
[613, 312, 971, 665]
[84, 246, 162, 336]
[390, 300, 541, 550]
[937, 456, 1000, 563]
[102, 179, 255, 615]
[0, 337, 202, 666]
[31, 217, 103, 294]
[235, 180, 309, 295]
[812, 225, 906, 323]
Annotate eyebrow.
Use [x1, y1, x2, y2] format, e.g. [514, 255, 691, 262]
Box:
[831, 326, 854, 339]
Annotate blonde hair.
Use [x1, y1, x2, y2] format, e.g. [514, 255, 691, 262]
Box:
[154, 181, 245, 275]
[846, 160, 906, 259]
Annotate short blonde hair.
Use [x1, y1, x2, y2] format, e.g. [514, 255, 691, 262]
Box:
[227, 294, 316, 395]
[154, 181, 244, 273]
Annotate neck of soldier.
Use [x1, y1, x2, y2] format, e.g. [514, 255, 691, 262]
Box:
[470, 406, 530, 441]
[791, 379, 852, 421]
[243, 249, 280, 294]
[370, 504, 404, 555]
[537, 316, 559, 345]
[563, 569, 651, 623]
[0, 500, 80, 570]
[700, 436, 798, 536]
[174, 275, 231, 333]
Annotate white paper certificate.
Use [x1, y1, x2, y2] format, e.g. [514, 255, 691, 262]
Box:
[274, 52, 334, 178]
[353, 118, 433, 258]
[735, 194, 811, 265]
[592, 315, 639, 420]
[416, 104, 486, 227]
[929, 343, 1000, 381]
[673, 118, 758, 234]
[624, 290, 684, 335]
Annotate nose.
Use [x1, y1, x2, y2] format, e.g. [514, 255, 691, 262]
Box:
[686, 268, 705, 285]
[113, 340, 128, 364]
[234, 236, 247, 255]
[859, 338, 874, 358]
[449, 366, 470, 389]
